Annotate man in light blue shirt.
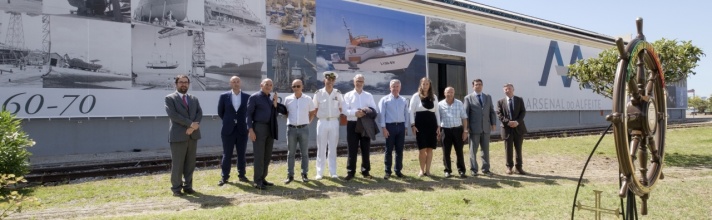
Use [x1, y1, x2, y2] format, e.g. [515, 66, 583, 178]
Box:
[378, 79, 410, 179]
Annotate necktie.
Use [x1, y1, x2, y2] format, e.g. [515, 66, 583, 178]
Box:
[182, 94, 189, 111]
[508, 98, 514, 120]
[477, 94, 483, 106]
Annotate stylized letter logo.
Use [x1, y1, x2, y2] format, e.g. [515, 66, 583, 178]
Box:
[538, 41, 583, 87]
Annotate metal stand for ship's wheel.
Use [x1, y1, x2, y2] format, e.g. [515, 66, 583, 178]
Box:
[571, 18, 667, 220]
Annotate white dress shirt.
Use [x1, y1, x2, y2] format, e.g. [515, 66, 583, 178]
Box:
[343, 90, 378, 121]
[284, 94, 314, 125]
[313, 88, 344, 119]
[231, 90, 241, 111]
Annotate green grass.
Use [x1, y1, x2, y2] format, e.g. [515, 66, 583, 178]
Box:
[12, 127, 712, 219]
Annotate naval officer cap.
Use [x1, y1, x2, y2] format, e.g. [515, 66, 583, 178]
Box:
[323, 71, 338, 79]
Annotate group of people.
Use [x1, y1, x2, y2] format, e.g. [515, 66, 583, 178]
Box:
[164, 72, 528, 195]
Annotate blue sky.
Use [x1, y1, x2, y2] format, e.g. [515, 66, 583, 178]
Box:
[317, 0, 425, 55]
[471, 0, 711, 98]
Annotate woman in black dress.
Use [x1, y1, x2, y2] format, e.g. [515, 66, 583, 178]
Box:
[410, 77, 440, 177]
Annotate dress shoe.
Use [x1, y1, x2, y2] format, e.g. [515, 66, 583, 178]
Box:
[471, 172, 479, 177]
[444, 172, 452, 178]
[344, 174, 355, 181]
[505, 168, 513, 175]
[238, 175, 250, 182]
[218, 179, 228, 186]
[263, 181, 275, 186]
[315, 175, 323, 180]
[284, 176, 294, 184]
[254, 184, 266, 190]
[459, 172, 467, 178]
[331, 174, 339, 179]
[383, 173, 391, 180]
[516, 168, 528, 175]
[483, 171, 493, 177]
[301, 174, 309, 183]
[361, 172, 372, 179]
[183, 188, 196, 194]
[395, 172, 404, 178]
[172, 191, 183, 196]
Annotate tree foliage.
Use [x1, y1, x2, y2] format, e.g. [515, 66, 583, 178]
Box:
[568, 38, 705, 99]
[0, 111, 33, 177]
[687, 96, 708, 113]
[0, 111, 37, 218]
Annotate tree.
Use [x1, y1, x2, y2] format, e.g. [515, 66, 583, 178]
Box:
[568, 38, 705, 99]
[688, 96, 708, 113]
[0, 111, 37, 218]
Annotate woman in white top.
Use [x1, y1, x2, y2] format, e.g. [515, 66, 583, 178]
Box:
[410, 77, 441, 177]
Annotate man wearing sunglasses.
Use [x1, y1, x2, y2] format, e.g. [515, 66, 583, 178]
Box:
[283, 79, 315, 184]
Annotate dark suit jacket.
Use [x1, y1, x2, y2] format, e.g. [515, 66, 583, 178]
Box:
[496, 96, 527, 138]
[464, 92, 496, 134]
[218, 91, 250, 136]
[165, 92, 203, 142]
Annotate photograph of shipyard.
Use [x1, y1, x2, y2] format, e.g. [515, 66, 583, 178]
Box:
[44, 16, 132, 89]
[203, 0, 265, 37]
[131, 0, 204, 30]
[202, 32, 265, 91]
[316, 0, 425, 95]
[266, 0, 314, 43]
[426, 17, 466, 53]
[0, 0, 41, 14]
[267, 39, 316, 93]
[0, 10, 47, 88]
[42, 0, 131, 23]
[131, 23, 202, 90]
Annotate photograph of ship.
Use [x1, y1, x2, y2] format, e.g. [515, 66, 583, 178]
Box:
[0, 10, 46, 88]
[44, 16, 132, 89]
[203, 0, 265, 37]
[131, 0, 204, 30]
[0, 0, 41, 15]
[266, 0, 315, 43]
[316, 0, 425, 95]
[202, 32, 265, 91]
[267, 39, 316, 93]
[42, 0, 131, 23]
[426, 17, 466, 53]
[132, 23, 198, 90]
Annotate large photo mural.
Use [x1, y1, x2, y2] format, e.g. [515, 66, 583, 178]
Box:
[316, 0, 426, 95]
[0, 0, 433, 118]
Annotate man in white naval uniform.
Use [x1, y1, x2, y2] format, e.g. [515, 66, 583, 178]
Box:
[312, 71, 344, 179]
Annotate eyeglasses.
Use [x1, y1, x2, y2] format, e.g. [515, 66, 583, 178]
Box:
[177, 81, 190, 84]
[292, 85, 301, 88]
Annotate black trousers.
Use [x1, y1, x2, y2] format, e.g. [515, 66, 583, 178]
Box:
[504, 129, 524, 168]
[252, 123, 274, 186]
[346, 121, 371, 175]
[442, 126, 465, 174]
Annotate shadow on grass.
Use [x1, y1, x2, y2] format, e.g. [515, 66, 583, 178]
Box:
[665, 152, 712, 168]
[181, 192, 232, 208]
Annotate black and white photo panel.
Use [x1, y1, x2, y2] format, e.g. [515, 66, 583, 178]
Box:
[45, 16, 132, 89]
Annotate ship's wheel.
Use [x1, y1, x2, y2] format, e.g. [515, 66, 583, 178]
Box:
[606, 18, 666, 216]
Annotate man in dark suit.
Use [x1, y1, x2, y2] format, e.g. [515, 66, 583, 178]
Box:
[246, 78, 287, 190]
[217, 76, 251, 186]
[496, 83, 528, 175]
[464, 79, 496, 177]
[165, 74, 203, 196]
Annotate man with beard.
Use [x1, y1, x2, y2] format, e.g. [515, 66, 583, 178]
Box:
[165, 74, 203, 196]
